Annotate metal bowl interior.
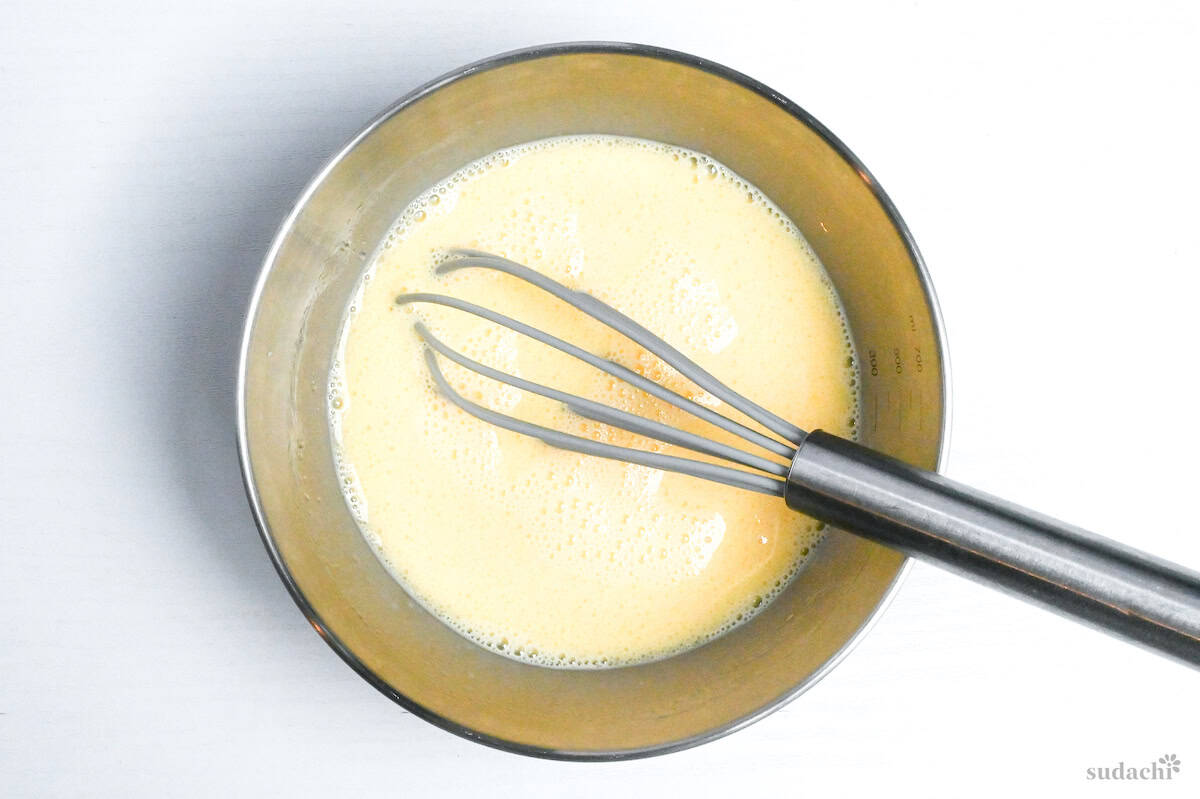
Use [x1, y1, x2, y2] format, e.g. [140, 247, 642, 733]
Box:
[237, 43, 949, 759]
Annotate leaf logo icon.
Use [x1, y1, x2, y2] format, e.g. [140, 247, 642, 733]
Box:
[1157, 754, 1181, 773]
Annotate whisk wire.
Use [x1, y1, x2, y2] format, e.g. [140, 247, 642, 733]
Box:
[420, 348, 786, 496]
[395, 293, 796, 460]
[438, 249, 808, 445]
[395, 249, 814, 497]
[415, 322, 789, 478]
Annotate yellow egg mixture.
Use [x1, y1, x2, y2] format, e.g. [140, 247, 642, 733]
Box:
[332, 136, 858, 667]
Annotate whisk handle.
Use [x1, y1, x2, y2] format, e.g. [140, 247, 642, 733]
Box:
[785, 430, 1200, 668]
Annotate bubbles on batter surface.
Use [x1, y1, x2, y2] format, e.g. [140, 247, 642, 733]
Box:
[327, 356, 370, 525]
[419, 517, 832, 670]
[361, 526, 830, 669]
[329, 133, 860, 669]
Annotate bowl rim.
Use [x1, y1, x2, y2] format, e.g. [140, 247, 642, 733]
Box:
[235, 40, 953, 761]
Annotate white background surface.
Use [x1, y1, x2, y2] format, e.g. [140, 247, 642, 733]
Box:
[3, 0, 1199, 796]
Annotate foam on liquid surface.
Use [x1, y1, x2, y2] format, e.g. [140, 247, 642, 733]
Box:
[332, 136, 859, 667]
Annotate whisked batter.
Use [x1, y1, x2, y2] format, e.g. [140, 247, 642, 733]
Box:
[331, 135, 858, 667]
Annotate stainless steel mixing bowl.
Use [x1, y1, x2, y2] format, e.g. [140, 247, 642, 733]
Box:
[237, 42, 950, 759]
